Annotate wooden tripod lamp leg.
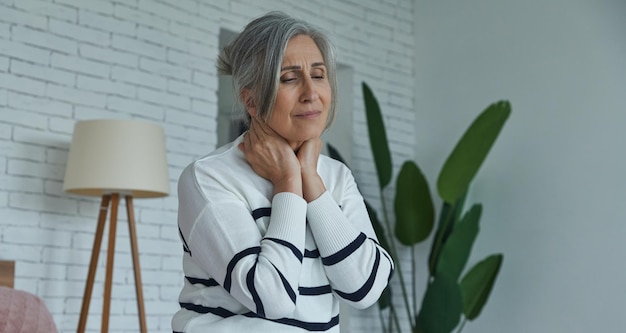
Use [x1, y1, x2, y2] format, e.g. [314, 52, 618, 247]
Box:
[78, 195, 111, 333]
[76, 194, 147, 333]
[101, 193, 120, 333]
[125, 195, 147, 333]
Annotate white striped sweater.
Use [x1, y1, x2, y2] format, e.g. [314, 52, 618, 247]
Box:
[172, 135, 394, 332]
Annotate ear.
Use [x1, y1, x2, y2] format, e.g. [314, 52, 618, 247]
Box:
[241, 89, 257, 117]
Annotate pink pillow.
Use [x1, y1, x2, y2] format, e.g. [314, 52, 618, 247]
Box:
[0, 286, 58, 333]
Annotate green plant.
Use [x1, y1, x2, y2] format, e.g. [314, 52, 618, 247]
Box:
[327, 82, 510, 333]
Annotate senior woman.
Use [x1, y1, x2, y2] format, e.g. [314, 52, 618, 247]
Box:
[173, 11, 394, 333]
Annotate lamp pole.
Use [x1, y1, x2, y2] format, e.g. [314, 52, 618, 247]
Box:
[77, 193, 147, 333]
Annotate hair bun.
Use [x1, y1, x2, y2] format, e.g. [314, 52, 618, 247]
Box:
[216, 47, 233, 75]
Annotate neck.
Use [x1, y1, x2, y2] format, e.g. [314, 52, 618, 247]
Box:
[289, 140, 304, 152]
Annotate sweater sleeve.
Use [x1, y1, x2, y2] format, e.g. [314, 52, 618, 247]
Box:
[178, 164, 307, 319]
[306, 167, 394, 309]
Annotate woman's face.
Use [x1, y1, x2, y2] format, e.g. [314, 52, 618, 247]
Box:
[267, 35, 331, 149]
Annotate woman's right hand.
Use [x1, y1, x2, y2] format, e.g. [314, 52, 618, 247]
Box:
[238, 117, 303, 196]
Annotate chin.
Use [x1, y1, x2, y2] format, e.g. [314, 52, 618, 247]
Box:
[285, 126, 323, 139]
[297, 131, 323, 141]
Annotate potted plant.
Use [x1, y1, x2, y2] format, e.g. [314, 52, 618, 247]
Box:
[328, 82, 511, 333]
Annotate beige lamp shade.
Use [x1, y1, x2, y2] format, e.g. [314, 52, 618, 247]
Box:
[63, 119, 170, 198]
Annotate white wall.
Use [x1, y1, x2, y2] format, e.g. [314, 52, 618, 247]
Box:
[414, 0, 626, 331]
[0, 1, 416, 332]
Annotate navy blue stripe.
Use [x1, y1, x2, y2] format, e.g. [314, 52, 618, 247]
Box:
[334, 248, 381, 302]
[224, 246, 261, 292]
[179, 227, 191, 256]
[272, 263, 297, 303]
[264, 237, 303, 262]
[382, 249, 394, 281]
[252, 207, 271, 220]
[299, 285, 332, 295]
[321, 232, 367, 266]
[185, 276, 219, 287]
[304, 248, 320, 258]
[247, 263, 265, 317]
[179, 302, 236, 318]
[369, 236, 381, 246]
[180, 302, 339, 331]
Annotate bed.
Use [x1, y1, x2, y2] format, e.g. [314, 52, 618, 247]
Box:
[0, 260, 58, 333]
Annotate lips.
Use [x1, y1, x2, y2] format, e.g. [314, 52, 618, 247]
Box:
[295, 110, 322, 119]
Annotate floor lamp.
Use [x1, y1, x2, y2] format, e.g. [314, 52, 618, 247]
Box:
[63, 119, 169, 333]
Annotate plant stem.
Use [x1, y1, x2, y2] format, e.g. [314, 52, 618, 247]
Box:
[378, 308, 388, 333]
[388, 303, 394, 333]
[379, 188, 415, 329]
[390, 303, 402, 333]
[411, 245, 417, 323]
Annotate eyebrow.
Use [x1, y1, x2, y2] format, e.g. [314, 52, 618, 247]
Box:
[281, 62, 326, 71]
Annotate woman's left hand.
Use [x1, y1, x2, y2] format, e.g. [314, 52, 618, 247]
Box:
[297, 138, 326, 202]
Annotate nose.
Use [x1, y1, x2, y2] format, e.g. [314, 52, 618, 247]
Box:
[299, 77, 319, 103]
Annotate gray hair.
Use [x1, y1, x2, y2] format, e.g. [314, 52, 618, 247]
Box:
[217, 11, 337, 129]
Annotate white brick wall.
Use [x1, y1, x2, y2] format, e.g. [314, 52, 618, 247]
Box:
[0, 1, 416, 332]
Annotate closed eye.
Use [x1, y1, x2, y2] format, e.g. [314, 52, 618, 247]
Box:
[311, 69, 326, 80]
[280, 73, 298, 83]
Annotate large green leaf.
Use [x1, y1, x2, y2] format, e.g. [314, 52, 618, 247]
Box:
[377, 284, 392, 310]
[435, 205, 482, 281]
[428, 192, 466, 275]
[363, 82, 392, 189]
[366, 200, 392, 260]
[394, 161, 434, 245]
[416, 274, 463, 333]
[437, 101, 511, 203]
[460, 254, 503, 320]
